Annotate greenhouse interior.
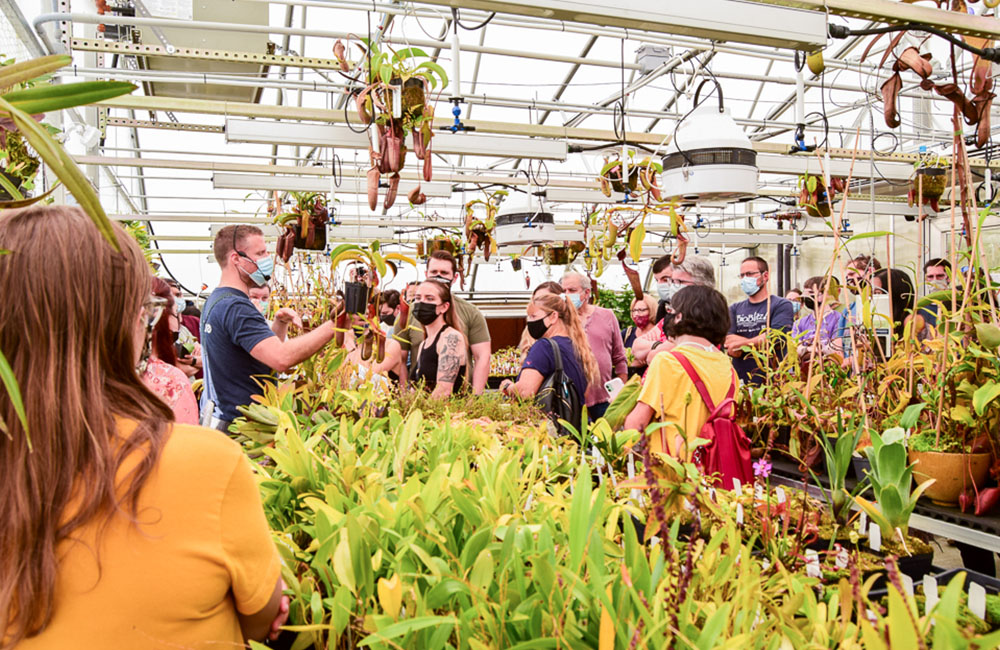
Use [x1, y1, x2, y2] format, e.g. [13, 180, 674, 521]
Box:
[13, 0, 1000, 647]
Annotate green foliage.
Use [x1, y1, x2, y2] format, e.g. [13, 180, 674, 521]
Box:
[855, 428, 934, 540]
[595, 284, 635, 328]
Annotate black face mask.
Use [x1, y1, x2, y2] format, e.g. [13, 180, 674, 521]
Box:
[802, 296, 816, 311]
[380, 314, 395, 326]
[412, 302, 440, 325]
[526, 315, 550, 340]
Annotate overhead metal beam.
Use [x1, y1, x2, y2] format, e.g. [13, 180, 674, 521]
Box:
[415, 0, 827, 50]
[754, 0, 1000, 41]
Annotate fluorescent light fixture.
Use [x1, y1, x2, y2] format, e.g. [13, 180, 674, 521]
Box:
[545, 188, 626, 203]
[225, 118, 568, 160]
[212, 172, 453, 198]
[415, 0, 827, 51]
[756, 153, 913, 182]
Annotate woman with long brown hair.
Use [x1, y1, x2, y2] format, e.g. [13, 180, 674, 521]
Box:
[409, 279, 467, 398]
[1, 206, 287, 648]
[142, 277, 199, 424]
[500, 292, 600, 418]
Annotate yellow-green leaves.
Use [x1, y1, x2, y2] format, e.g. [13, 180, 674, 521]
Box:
[377, 574, 402, 618]
[975, 322, 1000, 350]
[628, 220, 645, 263]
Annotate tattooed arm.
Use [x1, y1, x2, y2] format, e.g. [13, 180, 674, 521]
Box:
[431, 328, 466, 399]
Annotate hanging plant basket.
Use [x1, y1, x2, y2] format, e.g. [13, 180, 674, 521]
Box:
[292, 220, 328, 251]
[401, 78, 425, 116]
[343, 281, 371, 315]
[425, 237, 457, 256]
[544, 245, 571, 266]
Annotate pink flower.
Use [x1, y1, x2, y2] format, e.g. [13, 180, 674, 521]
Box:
[753, 458, 772, 479]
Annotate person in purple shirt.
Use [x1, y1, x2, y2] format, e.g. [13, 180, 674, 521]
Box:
[792, 275, 845, 355]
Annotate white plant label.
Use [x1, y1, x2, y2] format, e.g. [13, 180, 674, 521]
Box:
[901, 573, 914, 597]
[736, 503, 744, 525]
[776, 487, 786, 504]
[805, 550, 821, 578]
[835, 547, 849, 570]
[755, 483, 764, 501]
[970, 582, 987, 620]
[858, 512, 868, 535]
[924, 575, 939, 615]
[732, 478, 742, 493]
[869, 522, 881, 552]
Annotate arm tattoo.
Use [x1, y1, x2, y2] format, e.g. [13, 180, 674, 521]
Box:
[438, 331, 464, 384]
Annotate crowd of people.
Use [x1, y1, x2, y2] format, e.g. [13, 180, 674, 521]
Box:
[4, 204, 970, 646]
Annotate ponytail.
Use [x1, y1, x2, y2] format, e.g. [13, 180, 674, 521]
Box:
[533, 293, 600, 389]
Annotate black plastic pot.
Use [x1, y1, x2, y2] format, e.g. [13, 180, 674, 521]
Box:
[511, 258, 522, 271]
[344, 281, 370, 314]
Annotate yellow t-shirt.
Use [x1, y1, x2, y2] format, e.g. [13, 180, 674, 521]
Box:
[20, 422, 281, 650]
[637, 345, 736, 458]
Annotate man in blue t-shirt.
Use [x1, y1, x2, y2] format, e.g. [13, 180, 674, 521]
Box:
[725, 256, 794, 384]
[200, 225, 340, 431]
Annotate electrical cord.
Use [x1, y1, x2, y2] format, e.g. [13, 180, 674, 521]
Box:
[828, 22, 1000, 63]
[452, 8, 495, 31]
[672, 75, 724, 166]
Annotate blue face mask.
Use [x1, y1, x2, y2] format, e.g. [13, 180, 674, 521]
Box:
[567, 292, 584, 309]
[791, 301, 801, 315]
[657, 282, 677, 303]
[741, 276, 761, 297]
[240, 253, 273, 288]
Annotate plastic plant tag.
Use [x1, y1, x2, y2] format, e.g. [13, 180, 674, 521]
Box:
[732, 478, 741, 493]
[835, 546, 849, 570]
[858, 511, 868, 535]
[761, 558, 770, 571]
[805, 550, 821, 578]
[869, 522, 881, 551]
[924, 575, 939, 615]
[755, 483, 764, 500]
[901, 573, 914, 597]
[776, 487, 786, 504]
[736, 503, 744, 525]
[970, 582, 987, 620]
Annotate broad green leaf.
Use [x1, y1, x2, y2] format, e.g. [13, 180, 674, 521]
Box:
[973, 380, 1000, 415]
[886, 584, 919, 649]
[899, 403, 926, 431]
[392, 47, 429, 62]
[3, 80, 136, 116]
[0, 55, 70, 91]
[806, 175, 817, 193]
[0, 349, 28, 448]
[0, 181, 59, 209]
[414, 61, 449, 89]
[976, 322, 1000, 350]
[0, 172, 24, 201]
[0, 96, 120, 251]
[358, 615, 457, 646]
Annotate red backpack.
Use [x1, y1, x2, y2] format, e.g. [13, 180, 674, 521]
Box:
[669, 351, 753, 491]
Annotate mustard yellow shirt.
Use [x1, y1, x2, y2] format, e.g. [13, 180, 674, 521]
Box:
[637, 344, 736, 458]
[19, 422, 280, 650]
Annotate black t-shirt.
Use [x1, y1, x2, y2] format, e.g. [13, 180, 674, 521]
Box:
[519, 335, 587, 400]
[200, 287, 277, 422]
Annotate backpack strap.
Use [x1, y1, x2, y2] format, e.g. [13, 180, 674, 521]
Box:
[546, 337, 564, 375]
[669, 350, 716, 411]
[669, 350, 739, 414]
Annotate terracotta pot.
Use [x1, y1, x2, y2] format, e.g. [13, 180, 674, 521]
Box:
[908, 450, 992, 506]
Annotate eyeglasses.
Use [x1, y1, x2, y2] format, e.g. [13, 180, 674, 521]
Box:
[737, 271, 762, 279]
[669, 279, 695, 287]
[142, 296, 168, 328]
[631, 307, 649, 314]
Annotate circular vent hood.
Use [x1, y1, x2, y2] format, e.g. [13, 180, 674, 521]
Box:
[494, 193, 556, 247]
[661, 80, 758, 205]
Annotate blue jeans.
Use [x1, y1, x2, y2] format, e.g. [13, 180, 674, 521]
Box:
[588, 402, 608, 422]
